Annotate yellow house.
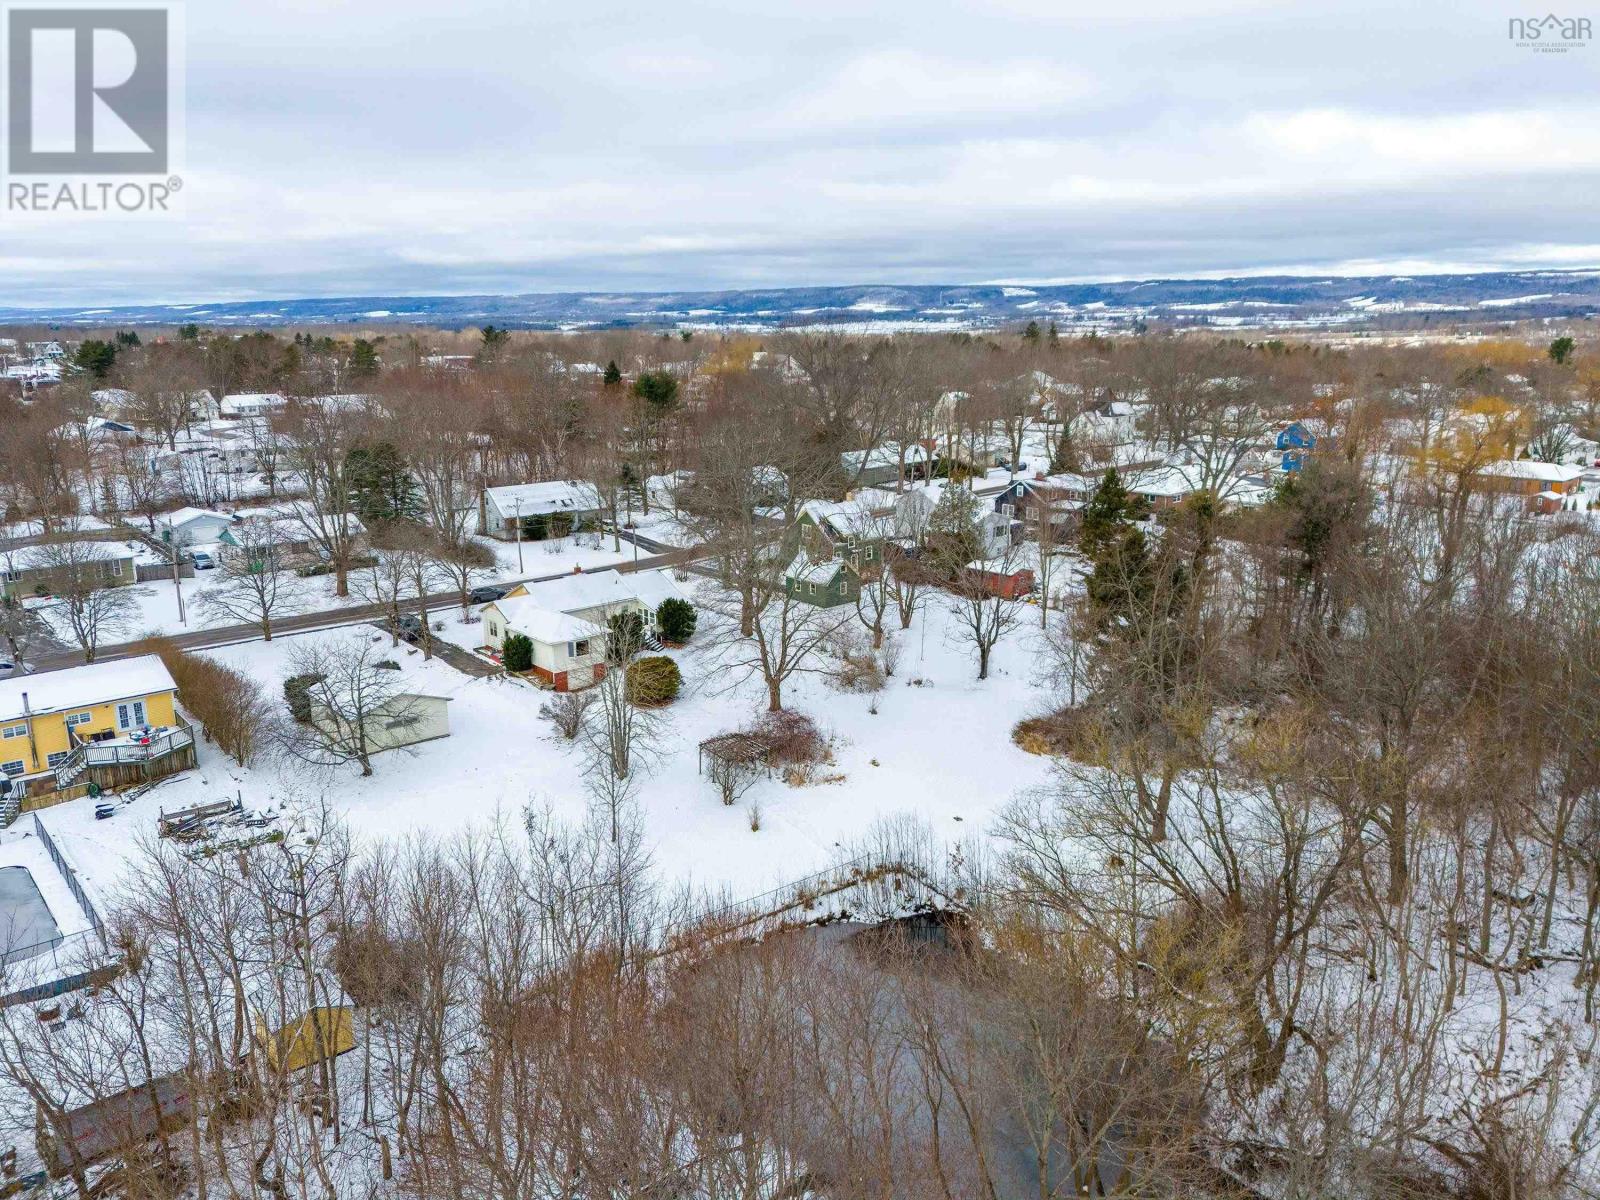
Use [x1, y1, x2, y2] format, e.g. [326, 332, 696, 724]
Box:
[0, 655, 193, 808]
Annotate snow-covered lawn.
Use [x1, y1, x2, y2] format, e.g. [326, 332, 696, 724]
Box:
[36, 591, 1057, 919]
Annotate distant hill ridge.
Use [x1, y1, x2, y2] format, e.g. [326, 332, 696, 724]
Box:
[4, 269, 1599, 331]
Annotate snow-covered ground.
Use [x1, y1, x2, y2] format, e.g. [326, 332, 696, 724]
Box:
[36, 588, 1057, 920]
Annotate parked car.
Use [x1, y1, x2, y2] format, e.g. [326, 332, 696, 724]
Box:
[468, 584, 509, 604]
[191, 551, 216, 570]
[0, 661, 15, 678]
[397, 615, 423, 642]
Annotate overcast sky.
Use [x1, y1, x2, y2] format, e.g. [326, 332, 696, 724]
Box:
[4, 0, 1598, 306]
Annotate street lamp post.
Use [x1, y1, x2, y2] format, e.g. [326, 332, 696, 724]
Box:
[514, 496, 524, 574]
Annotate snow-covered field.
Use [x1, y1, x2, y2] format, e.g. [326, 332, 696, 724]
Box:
[35, 589, 1058, 921]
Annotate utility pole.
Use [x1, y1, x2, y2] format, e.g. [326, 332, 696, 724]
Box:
[514, 497, 524, 574]
[169, 536, 186, 626]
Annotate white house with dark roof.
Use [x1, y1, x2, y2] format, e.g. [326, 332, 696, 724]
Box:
[477, 568, 685, 690]
[478, 480, 602, 540]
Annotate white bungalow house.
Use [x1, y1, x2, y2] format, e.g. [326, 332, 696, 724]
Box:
[477, 569, 685, 691]
[478, 480, 601, 541]
[155, 507, 236, 549]
[203, 392, 286, 420]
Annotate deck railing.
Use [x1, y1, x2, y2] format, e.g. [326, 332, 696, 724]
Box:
[82, 723, 193, 767]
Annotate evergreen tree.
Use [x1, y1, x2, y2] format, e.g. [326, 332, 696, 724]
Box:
[1047, 320, 1059, 344]
[927, 481, 985, 572]
[1084, 523, 1153, 628]
[74, 339, 118, 379]
[603, 360, 623, 387]
[178, 323, 200, 341]
[631, 369, 679, 416]
[1079, 468, 1146, 560]
[350, 338, 380, 378]
[502, 633, 533, 673]
[1549, 335, 1576, 365]
[345, 442, 421, 523]
[655, 597, 697, 644]
[1022, 320, 1042, 344]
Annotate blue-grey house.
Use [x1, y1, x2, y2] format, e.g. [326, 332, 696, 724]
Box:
[1276, 422, 1317, 472]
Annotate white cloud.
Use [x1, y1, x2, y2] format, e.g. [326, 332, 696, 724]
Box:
[3, 0, 1598, 306]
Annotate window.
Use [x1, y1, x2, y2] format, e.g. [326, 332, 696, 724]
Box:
[487, 620, 498, 638]
[46, 751, 69, 768]
[1001, 503, 1015, 517]
[572, 639, 590, 657]
[65, 712, 93, 728]
[1, 723, 24, 739]
[0, 761, 22, 777]
[807, 581, 817, 595]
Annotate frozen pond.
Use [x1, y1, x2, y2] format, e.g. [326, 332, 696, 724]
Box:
[0, 866, 61, 963]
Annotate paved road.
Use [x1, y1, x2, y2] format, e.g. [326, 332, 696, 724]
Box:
[18, 482, 1008, 674]
[26, 543, 701, 673]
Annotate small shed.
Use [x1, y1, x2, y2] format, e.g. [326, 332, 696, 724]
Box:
[964, 561, 1035, 599]
[308, 693, 451, 753]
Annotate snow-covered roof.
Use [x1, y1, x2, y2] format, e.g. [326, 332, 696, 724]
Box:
[0, 655, 176, 722]
[840, 442, 931, 474]
[489, 597, 606, 645]
[5, 539, 138, 569]
[490, 569, 685, 645]
[85, 416, 135, 434]
[218, 392, 286, 415]
[484, 480, 598, 517]
[1127, 465, 1266, 503]
[522, 567, 684, 615]
[1482, 460, 1585, 483]
[785, 553, 846, 584]
[966, 557, 1031, 574]
[232, 502, 367, 539]
[158, 507, 233, 529]
[800, 498, 887, 537]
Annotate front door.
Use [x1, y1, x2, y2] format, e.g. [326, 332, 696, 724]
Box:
[116, 700, 147, 731]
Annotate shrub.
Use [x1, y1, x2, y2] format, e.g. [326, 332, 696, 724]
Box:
[133, 635, 270, 766]
[625, 655, 682, 706]
[1011, 707, 1100, 758]
[283, 673, 324, 724]
[503, 633, 533, 673]
[748, 709, 827, 767]
[540, 691, 593, 739]
[655, 597, 697, 644]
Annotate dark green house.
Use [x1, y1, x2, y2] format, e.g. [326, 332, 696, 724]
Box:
[783, 553, 860, 608]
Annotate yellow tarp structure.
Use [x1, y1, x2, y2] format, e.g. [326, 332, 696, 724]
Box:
[253, 1005, 355, 1073]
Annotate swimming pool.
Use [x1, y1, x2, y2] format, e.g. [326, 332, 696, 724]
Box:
[0, 865, 62, 963]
